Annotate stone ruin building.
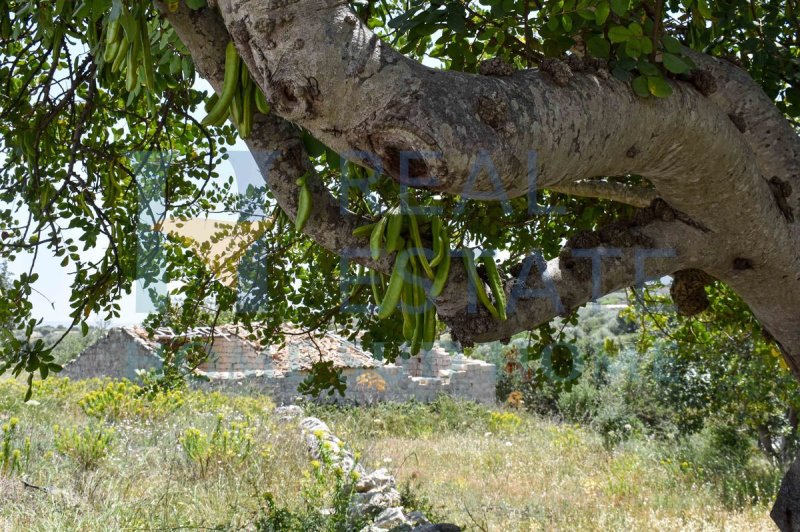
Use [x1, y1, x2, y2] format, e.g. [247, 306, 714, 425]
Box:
[61, 325, 496, 405]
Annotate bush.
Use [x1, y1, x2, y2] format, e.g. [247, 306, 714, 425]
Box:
[668, 422, 783, 508]
[556, 380, 599, 423]
[79, 380, 185, 422]
[592, 398, 645, 449]
[489, 411, 522, 434]
[179, 415, 255, 478]
[1, 417, 29, 476]
[54, 423, 114, 471]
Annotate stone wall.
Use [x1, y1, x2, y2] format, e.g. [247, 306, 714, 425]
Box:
[198, 336, 267, 372]
[61, 329, 162, 381]
[63, 330, 497, 405]
[194, 348, 496, 405]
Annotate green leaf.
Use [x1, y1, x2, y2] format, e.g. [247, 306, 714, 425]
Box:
[586, 34, 611, 58]
[662, 52, 691, 74]
[697, 0, 712, 19]
[641, 36, 653, 55]
[612, 66, 633, 81]
[628, 22, 643, 37]
[301, 131, 327, 158]
[610, 0, 629, 17]
[595, 0, 610, 24]
[662, 35, 682, 54]
[647, 75, 673, 97]
[561, 14, 573, 32]
[625, 39, 642, 58]
[184, 0, 207, 9]
[632, 75, 650, 97]
[608, 25, 631, 43]
[637, 60, 660, 76]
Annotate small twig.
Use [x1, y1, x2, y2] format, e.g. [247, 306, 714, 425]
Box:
[22, 479, 49, 492]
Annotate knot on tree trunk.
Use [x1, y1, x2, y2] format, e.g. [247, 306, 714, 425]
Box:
[688, 69, 718, 96]
[539, 58, 573, 86]
[670, 269, 714, 316]
[478, 57, 516, 77]
[769, 177, 795, 223]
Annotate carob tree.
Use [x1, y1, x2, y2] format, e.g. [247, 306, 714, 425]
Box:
[0, 0, 799, 525]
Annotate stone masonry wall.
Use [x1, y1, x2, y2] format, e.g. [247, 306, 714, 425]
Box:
[194, 348, 496, 406]
[61, 329, 162, 381]
[198, 336, 267, 372]
[63, 330, 497, 405]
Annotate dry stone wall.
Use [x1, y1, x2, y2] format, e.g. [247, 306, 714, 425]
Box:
[196, 350, 496, 406]
[62, 329, 497, 405]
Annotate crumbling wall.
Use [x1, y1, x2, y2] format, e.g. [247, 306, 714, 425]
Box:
[61, 329, 162, 382]
[64, 328, 497, 405]
[194, 348, 497, 406]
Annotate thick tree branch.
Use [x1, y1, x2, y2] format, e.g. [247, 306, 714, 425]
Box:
[438, 212, 714, 345]
[209, 0, 800, 371]
[215, 1, 764, 225]
[685, 50, 800, 231]
[549, 180, 658, 207]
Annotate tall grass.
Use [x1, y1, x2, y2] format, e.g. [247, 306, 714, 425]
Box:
[0, 378, 778, 531]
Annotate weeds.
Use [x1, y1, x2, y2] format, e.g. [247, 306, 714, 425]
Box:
[54, 422, 114, 471]
[1, 417, 29, 475]
[79, 380, 184, 422]
[179, 415, 255, 478]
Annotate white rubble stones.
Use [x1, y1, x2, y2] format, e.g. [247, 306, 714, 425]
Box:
[372, 507, 408, 529]
[352, 482, 402, 517]
[355, 468, 395, 493]
[360, 506, 434, 532]
[275, 405, 304, 422]
[297, 417, 442, 532]
[300, 417, 365, 477]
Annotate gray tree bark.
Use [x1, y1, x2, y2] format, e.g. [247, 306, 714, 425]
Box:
[158, 1, 800, 527]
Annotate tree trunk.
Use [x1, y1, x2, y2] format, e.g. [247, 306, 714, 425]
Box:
[774, 456, 800, 532]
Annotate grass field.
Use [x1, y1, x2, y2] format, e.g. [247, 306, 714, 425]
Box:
[0, 377, 777, 531]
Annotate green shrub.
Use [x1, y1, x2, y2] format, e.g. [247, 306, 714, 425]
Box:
[54, 423, 114, 471]
[489, 411, 522, 433]
[179, 415, 255, 478]
[669, 422, 783, 508]
[79, 380, 185, 422]
[557, 380, 599, 423]
[1, 417, 29, 476]
[592, 398, 644, 449]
